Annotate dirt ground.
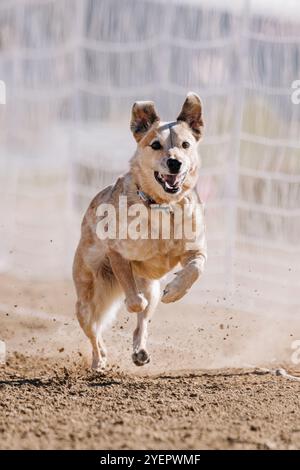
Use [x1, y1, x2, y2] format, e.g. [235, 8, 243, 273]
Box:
[1, 354, 300, 450]
[1, 274, 300, 450]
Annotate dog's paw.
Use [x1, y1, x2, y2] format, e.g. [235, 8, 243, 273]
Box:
[161, 266, 200, 303]
[125, 293, 148, 313]
[161, 282, 186, 303]
[91, 356, 107, 371]
[132, 349, 151, 366]
[161, 270, 188, 303]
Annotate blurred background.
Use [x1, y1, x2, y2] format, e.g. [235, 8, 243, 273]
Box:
[0, 0, 299, 327]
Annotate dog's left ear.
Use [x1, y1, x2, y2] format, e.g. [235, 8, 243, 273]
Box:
[130, 101, 160, 142]
[177, 92, 204, 140]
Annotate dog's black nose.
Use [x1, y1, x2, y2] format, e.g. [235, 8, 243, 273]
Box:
[167, 158, 182, 174]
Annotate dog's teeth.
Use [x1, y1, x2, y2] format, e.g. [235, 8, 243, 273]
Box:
[155, 171, 186, 193]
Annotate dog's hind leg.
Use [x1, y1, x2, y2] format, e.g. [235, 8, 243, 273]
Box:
[74, 258, 122, 370]
[132, 278, 160, 366]
[75, 293, 103, 370]
[76, 289, 122, 370]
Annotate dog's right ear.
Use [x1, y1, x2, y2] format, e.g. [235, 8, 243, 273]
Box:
[177, 92, 204, 140]
[130, 101, 160, 142]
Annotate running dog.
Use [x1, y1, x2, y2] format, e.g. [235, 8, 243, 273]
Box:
[73, 92, 207, 369]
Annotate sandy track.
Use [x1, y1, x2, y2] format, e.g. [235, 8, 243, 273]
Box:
[1, 274, 300, 373]
[1, 274, 300, 449]
[1, 355, 300, 450]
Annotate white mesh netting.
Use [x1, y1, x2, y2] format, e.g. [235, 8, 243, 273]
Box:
[0, 0, 299, 316]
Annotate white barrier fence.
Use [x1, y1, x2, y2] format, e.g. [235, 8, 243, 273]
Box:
[0, 0, 299, 315]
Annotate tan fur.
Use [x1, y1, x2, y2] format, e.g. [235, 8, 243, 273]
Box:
[73, 92, 207, 369]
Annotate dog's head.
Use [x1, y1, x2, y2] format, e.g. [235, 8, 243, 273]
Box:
[130, 92, 203, 203]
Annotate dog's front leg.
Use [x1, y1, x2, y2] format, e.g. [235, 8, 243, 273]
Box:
[108, 250, 148, 313]
[132, 278, 160, 366]
[161, 251, 206, 304]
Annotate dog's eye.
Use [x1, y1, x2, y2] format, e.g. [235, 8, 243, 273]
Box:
[150, 141, 162, 150]
[182, 141, 190, 149]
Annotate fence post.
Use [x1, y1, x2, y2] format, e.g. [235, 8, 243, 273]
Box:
[225, 0, 251, 293]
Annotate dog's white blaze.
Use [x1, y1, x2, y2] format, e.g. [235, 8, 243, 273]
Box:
[157, 121, 178, 141]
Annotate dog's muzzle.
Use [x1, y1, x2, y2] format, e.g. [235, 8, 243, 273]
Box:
[154, 170, 187, 194]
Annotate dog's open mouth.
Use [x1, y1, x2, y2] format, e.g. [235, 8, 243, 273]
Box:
[154, 171, 187, 194]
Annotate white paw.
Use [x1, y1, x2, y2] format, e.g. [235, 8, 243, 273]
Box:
[161, 269, 189, 303]
[161, 280, 186, 303]
[125, 293, 148, 313]
[161, 266, 200, 303]
[91, 356, 107, 371]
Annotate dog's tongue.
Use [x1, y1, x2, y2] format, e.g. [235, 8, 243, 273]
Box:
[162, 174, 178, 186]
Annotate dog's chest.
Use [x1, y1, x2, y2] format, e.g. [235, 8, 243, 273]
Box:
[110, 204, 194, 263]
[113, 236, 183, 262]
[125, 238, 182, 279]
